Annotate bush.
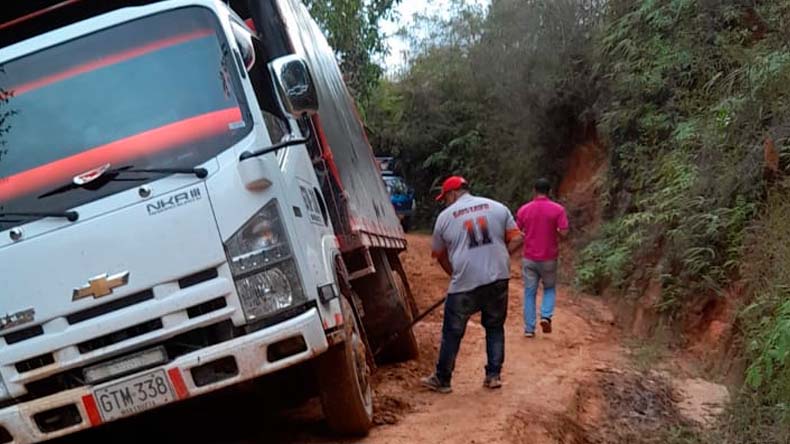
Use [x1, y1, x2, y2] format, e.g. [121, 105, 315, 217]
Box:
[576, 0, 784, 317]
[573, 2, 790, 439]
[709, 180, 790, 443]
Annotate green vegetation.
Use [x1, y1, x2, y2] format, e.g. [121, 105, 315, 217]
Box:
[710, 182, 790, 444]
[627, 328, 671, 372]
[367, 0, 602, 223]
[366, 0, 790, 440]
[573, 1, 790, 440]
[575, 0, 788, 318]
[304, 0, 401, 108]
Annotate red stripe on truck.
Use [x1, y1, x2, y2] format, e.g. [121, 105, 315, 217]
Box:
[0, 107, 242, 202]
[167, 368, 190, 400]
[0, 0, 85, 31]
[10, 29, 214, 97]
[81, 394, 102, 427]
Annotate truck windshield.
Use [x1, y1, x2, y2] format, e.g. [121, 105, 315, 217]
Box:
[0, 7, 252, 230]
[383, 176, 407, 195]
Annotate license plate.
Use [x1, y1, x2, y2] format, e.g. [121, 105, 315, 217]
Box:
[94, 369, 175, 421]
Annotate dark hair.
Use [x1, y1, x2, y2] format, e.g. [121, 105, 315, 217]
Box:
[534, 178, 551, 194]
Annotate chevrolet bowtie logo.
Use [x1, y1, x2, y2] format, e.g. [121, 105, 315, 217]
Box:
[72, 272, 130, 301]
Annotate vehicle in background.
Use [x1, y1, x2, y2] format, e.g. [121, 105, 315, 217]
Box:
[382, 172, 416, 232]
[376, 157, 416, 232]
[0, 1, 418, 442]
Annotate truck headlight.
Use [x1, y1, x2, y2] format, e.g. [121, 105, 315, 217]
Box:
[224, 200, 306, 320]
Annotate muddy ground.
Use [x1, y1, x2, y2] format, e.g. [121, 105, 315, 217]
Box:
[51, 234, 720, 444]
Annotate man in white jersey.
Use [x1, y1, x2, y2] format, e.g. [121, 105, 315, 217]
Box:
[421, 176, 522, 393]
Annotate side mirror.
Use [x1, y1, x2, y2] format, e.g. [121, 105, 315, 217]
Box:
[269, 55, 319, 118]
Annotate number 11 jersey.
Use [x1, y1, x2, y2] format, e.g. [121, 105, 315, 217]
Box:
[431, 193, 520, 294]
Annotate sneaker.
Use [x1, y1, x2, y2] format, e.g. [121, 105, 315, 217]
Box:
[483, 375, 502, 389]
[540, 318, 552, 333]
[524, 332, 535, 338]
[420, 373, 452, 394]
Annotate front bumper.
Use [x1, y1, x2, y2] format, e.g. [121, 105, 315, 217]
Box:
[0, 308, 328, 444]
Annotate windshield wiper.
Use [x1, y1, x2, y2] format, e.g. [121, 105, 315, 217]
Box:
[38, 166, 208, 199]
[0, 211, 79, 222]
[122, 167, 208, 179]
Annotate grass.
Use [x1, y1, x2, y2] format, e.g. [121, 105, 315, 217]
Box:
[624, 324, 671, 372]
[662, 425, 708, 444]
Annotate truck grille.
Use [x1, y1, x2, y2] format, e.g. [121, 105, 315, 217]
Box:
[77, 319, 163, 354]
[4, 267, 231, 404]
[187, 297, 227, 319]
[66, 290, 154, 325]
[23, 320, 238, 401]
[3, 325, 44, 345]
[15, 353, 55, 373]
[179, 268, 219, 289]
[4, 269, 218, 348]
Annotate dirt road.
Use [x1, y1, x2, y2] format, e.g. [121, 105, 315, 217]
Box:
[361, 234, 623, 443]
[52, 234, 624, 444]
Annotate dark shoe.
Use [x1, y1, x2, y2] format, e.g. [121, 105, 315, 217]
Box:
[524, 331, 535, 338]
[483, 375, 502, 389]
[421, 373, 452, 393]
[540, 318, 552, 333]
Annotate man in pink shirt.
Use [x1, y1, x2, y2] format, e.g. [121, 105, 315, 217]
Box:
[515, 178, 569, 337]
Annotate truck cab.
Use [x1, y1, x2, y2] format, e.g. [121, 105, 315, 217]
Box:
[0, 1, 417, 442]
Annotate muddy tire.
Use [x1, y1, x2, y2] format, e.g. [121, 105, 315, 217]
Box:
[317, 296, 373, 436]
[376, 263, 419, 363]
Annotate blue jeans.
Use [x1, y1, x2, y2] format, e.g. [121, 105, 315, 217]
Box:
[435, 280, 509, 384]
[522, 259, 558, 333]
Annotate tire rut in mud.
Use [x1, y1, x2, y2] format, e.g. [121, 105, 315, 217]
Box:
[507, 368, 699, 444]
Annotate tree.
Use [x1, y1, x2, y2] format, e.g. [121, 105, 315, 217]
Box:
[366, 0, 604, 225]
[303, 0, 401, 110]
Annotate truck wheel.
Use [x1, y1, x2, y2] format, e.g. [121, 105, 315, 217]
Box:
[376, 265, 419, 363]
[317, 296, 373, 436]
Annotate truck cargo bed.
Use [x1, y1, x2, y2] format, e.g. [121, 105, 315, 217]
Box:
[274, 0, 406, 250]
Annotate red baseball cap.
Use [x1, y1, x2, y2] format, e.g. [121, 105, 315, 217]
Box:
[435, 176, 468, 201]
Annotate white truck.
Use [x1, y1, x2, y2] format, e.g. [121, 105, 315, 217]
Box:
[0, 1, 419, 442]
